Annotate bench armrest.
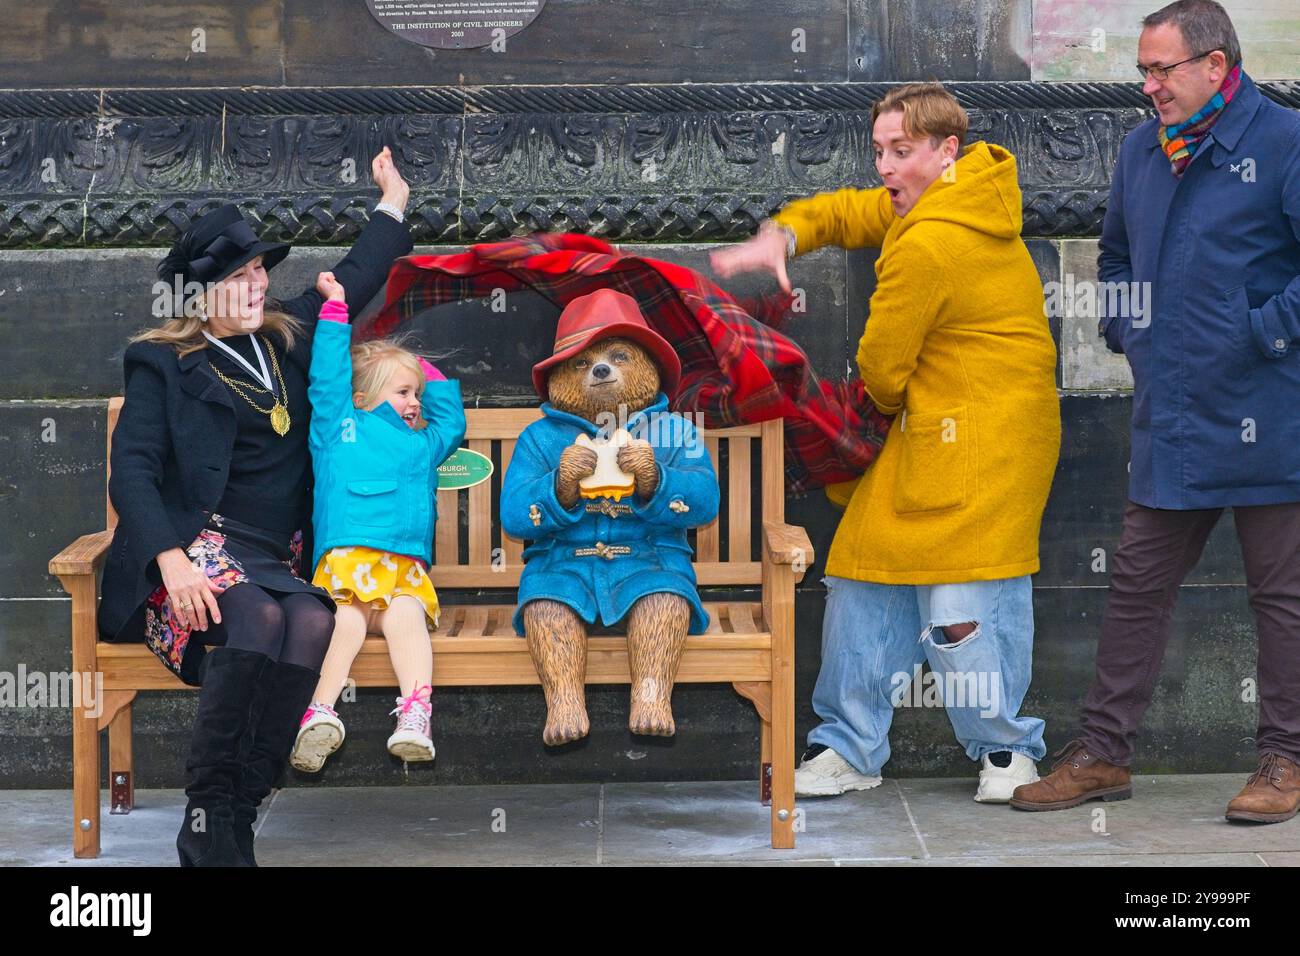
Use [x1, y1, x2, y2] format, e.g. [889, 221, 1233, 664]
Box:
[50, 529, 115, 578]
[762, 521, 814, 571]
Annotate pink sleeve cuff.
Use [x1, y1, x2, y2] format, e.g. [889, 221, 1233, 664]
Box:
[318, 299, 349, 323]
[418, 357, 446, 381]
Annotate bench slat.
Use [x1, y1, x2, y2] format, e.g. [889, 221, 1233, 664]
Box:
[435, 487, 458, 564]
[467, 439, 493, 565]
[107, 397, 124, 531]
[95, 636, 772, 688]
[94, 603, 771, 688]
[728, 603, 759, 634]
[761, 419, 784, 524]
[697, 435, 720, 562]
[498, 438, 525, 570]
[457, 606, 491, 637]
[728, 436, 752, 561]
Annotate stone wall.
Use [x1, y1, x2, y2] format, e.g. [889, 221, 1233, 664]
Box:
[2, 0, 1298, 788]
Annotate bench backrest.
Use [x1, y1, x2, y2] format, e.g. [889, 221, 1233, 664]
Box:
[104, 399, 784, 588]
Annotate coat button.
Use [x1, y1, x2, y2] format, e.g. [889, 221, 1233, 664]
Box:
[1275, 338, 1287, 351]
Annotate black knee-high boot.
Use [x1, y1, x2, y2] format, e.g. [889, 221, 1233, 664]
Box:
[177, 646, 272, 867]
[231, 660, 321, 866]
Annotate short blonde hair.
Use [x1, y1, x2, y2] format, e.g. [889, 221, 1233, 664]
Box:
[351, 333, 426, 423]
[870, 82, 968, 148]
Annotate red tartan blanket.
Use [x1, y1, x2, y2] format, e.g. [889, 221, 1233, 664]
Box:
[364, 232, 892, 493]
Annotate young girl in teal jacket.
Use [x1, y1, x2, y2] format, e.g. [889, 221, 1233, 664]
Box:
[291, 270, 466, 772]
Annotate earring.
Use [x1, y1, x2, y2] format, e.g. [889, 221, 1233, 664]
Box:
[196, 299, 209, 323]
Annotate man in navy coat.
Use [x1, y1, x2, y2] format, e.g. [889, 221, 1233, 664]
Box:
[1013, 0, 1300, 822]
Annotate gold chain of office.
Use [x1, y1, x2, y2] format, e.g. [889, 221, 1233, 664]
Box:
[208, 334, 292, 436]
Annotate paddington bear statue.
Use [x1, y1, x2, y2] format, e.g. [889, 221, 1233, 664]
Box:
[501, 288, 720, 745]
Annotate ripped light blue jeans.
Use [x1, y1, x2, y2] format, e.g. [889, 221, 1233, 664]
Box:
[807, 574, 1046, 775]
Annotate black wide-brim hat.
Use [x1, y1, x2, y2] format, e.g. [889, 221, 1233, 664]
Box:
[157, 203, 291, 288]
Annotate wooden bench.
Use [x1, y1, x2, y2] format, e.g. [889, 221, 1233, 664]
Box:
[50, 398, 814, 858]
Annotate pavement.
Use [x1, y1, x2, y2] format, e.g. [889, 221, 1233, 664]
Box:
[4, 774, 1299, 866]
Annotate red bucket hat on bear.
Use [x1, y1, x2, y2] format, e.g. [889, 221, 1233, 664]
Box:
[531, 288, 682, 401]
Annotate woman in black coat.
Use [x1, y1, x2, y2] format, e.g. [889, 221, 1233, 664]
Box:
[99, 148, 415, 866]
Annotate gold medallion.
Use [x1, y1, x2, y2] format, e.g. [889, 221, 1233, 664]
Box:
[270, 403, 291, 436]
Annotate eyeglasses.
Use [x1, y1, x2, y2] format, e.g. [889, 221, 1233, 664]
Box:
[1136, 51, 1213, 81]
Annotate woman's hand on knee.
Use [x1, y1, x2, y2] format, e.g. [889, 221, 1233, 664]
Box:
[156, 548, 223, 631]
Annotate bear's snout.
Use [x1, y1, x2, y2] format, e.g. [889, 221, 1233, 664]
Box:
[591, 363, 612, 380]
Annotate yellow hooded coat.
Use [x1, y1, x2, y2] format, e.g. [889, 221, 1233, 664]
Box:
[774, 141, 1060, 584]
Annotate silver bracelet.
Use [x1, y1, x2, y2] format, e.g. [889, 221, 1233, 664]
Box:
[374, 201, 405, 223]
[761, 218, 796, 259]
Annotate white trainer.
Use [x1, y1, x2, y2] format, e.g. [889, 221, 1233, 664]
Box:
[290, 702, 345, 773]
[794, 746, 883, 796]
[387, 687, 435, 763]
[974, 751, 1039, 803]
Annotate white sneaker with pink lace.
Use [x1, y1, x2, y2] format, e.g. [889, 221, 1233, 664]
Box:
[387, 686, 435, 762]
[290, 702, 345, 773]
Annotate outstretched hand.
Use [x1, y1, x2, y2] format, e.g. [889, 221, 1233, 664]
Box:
[710, 223, 792, 293]
[371, 146, 410, 211]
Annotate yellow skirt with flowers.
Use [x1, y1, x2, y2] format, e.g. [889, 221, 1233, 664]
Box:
[311, 546, 440, 628]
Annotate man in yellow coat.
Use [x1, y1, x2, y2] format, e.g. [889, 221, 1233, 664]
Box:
[713, 83, 1061, 802]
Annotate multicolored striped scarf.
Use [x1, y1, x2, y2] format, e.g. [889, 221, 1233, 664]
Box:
[1158, 62, 1242, 177]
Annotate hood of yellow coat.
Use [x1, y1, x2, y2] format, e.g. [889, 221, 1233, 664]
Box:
[890, 140, 1023, 243]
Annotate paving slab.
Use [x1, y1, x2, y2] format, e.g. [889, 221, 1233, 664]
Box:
[4, 776, 1298, 867]
[599, 779, 923, 864]
[899, 775, 1300, 861]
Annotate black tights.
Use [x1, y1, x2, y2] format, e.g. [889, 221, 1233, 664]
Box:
[193, 584, 333, 670]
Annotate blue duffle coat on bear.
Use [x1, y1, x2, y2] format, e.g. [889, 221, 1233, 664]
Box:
[500, 392, 719, 635]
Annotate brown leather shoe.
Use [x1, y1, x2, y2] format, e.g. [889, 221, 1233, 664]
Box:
[1009, 739, 1132, 811]
[1225, 753, 1300, 824]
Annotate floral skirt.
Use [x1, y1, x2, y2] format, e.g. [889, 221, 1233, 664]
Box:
[143, 512, 333, 686]
[311, 546, 440, 628]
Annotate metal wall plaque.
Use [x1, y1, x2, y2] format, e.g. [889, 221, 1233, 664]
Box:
[366, 0, 546, 50]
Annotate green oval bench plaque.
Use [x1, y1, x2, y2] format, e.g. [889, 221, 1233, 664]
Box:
[437, 447, 494, 490]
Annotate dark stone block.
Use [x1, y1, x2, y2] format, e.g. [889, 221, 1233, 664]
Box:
[845, 245, 879, 365]
[0, 598, 81, 787]
[851, 0, 1032, 81]
[1016, 584, 1262, 777]
[1025, 239, 1062, 386]
[0, 2, 285, 90]
[284, 0, 852, 87]
[0, 251, 158, 401]
[0, 402, 107, 598]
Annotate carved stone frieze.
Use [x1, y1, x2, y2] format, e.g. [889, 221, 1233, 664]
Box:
[1, 82, 1291, 245]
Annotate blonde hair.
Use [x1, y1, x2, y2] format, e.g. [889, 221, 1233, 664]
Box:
[130, 300, 302, 357]
[351, 332, 427, 423]
[870, 82, 968, 148]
